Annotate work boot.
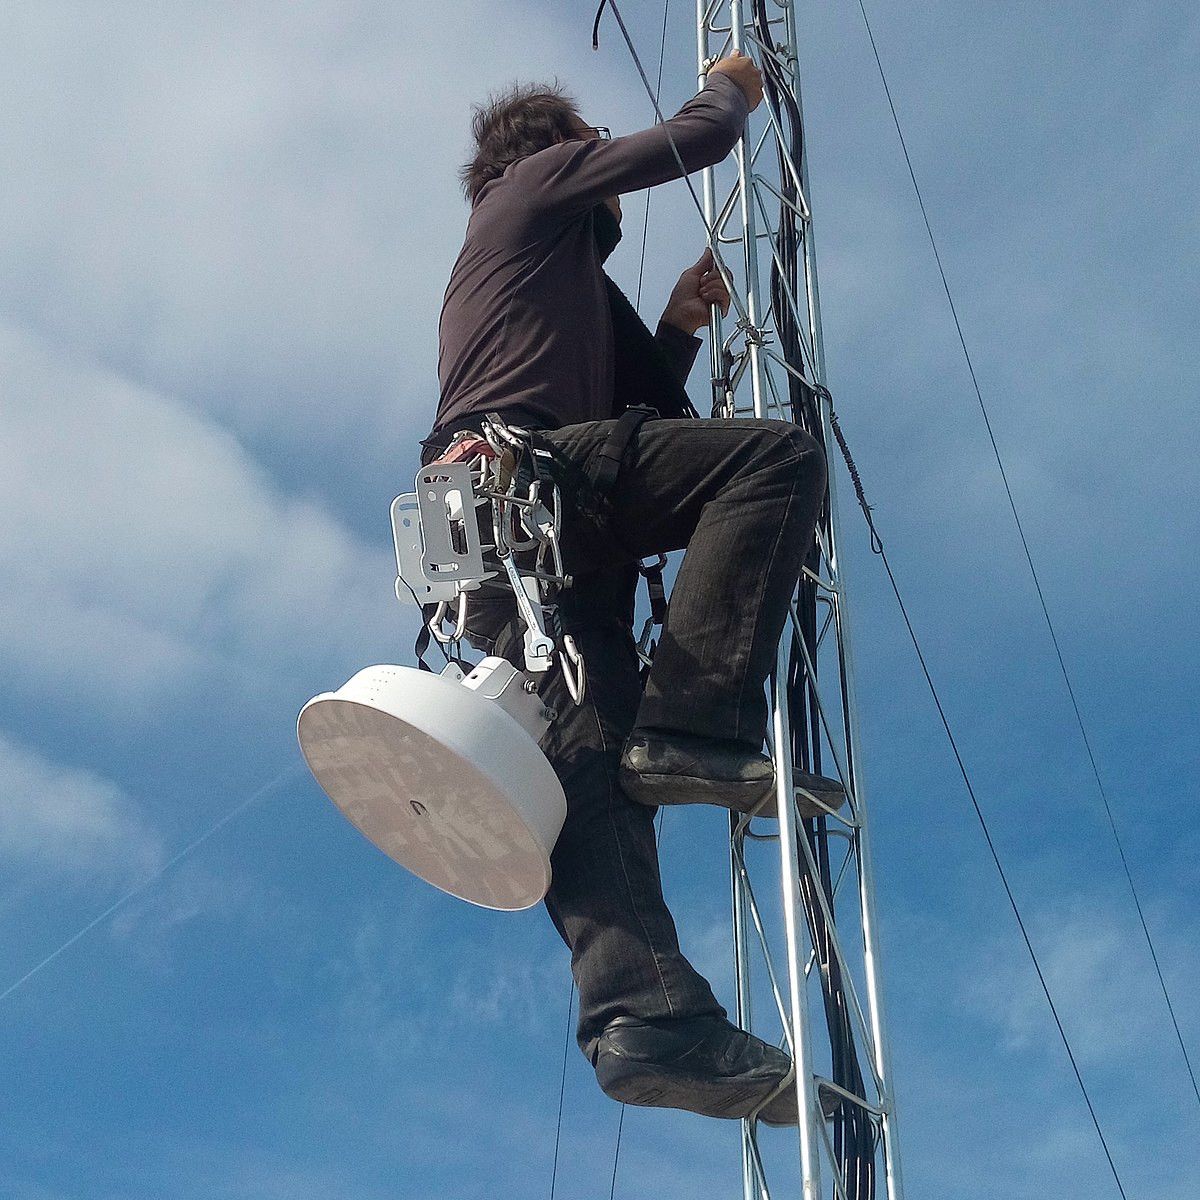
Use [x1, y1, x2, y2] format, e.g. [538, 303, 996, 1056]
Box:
[619, 730, 846, 819]
[591, 1014, 797, 1123]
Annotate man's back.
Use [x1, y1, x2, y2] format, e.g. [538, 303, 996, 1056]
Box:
[436, 152, 611, 433]
[433, 73, 749, 435]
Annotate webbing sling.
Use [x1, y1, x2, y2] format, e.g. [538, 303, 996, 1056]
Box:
[589, 404, 658, 496]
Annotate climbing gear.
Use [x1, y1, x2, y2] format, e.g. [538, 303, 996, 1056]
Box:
[413, 405, 673, 686]
[297, 412, 586, 908]
[399, 413, 587, 705]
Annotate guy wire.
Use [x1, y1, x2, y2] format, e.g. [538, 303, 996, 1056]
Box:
[548, 982, 576, 1200]
[634, 0, 672, 316]
[855, 0, 1199, 1111]
[0, 765, 302, 1005]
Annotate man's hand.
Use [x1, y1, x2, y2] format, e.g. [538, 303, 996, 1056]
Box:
[709, 50, 763, 111]
[661, 248, 731, 336]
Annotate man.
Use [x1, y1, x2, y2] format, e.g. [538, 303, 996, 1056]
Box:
[421, 53, 836, 1123]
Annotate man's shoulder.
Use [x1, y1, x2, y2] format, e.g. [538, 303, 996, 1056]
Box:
[502, 141, 586, 187]
[472, 143, 590, 222]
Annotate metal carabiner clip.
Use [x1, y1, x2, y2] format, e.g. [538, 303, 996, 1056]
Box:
[560, 634, 587, 706]
[429, 591, 469, 644]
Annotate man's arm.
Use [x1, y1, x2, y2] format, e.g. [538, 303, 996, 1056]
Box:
[522, 69, 754, 221]
[652, 247, 730, 384]
[654, 321, 703, 386]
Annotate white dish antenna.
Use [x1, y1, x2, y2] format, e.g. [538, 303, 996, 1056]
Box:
[298, 658, 566, 911]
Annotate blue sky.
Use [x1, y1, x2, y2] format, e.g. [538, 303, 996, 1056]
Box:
[1, 1, 1197, 1197]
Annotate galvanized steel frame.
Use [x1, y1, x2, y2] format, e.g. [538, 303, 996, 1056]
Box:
[693, 3, 904, 1197]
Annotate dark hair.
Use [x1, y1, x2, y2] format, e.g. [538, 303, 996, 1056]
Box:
[460, 81, 581, 203]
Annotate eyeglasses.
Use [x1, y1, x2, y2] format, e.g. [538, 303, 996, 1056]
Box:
[575, 125, 611, 141]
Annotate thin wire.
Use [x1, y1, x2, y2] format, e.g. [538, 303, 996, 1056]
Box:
[594, 0, 753, 330]
[0, 764, 301, 1005]
[608, 1102, 626, 1199]
[879, 540, 1129, 1198]
[548, 982, 576, 1200]
[634, 0, 672, 315]
[855, 0, 1200, 1111]
[638, 0, 672, 866]
[827, 405, 1129, 1199]
[630, 14, 671, 1176]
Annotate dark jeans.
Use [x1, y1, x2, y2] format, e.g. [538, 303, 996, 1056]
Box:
[452, 416, 827, 1055]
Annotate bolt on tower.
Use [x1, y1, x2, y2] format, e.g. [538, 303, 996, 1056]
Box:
[692, 2, 903, 1197]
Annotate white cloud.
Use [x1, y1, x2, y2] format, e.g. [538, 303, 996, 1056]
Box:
[0, 0, 641, 459]
[965, 893, 1197, 1071]
[0, 730, 162, 879]
[0, 321, 395, 710]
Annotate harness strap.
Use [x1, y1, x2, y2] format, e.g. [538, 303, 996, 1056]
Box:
[589, 405, 658, 497]
[640, 556, 668, 626]
[415, 607, 436, 672]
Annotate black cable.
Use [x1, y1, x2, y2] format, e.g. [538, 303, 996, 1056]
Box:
[854, 0, 1200, 1112]
[750, 0, 874, 1187]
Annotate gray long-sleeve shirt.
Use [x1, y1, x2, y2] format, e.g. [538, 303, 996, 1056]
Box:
[431, 73, 749, 434]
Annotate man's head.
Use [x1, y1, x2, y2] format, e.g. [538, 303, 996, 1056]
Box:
[459, 81, 616, 210]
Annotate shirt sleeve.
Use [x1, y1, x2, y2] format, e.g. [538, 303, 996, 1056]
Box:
[520, 73, 749, 221]
[654, 320, 703, 385]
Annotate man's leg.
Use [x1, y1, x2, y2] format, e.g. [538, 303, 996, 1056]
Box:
[462, 569, 724, 1058]
[542, 417, 827, 748]
[463, 574, 799, 1122]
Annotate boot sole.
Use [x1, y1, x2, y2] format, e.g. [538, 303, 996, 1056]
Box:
[596, 1051, 789, 1120]
[618, 766, 778, 819]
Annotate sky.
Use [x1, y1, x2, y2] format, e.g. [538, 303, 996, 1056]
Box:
[1, 1, 1197, 1197]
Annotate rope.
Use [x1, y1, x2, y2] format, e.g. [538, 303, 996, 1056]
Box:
[0, 764, 301, 1004]
[855, 0, 1199, 1113]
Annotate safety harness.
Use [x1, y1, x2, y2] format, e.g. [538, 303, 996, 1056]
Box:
[408, 406, 668, 694]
